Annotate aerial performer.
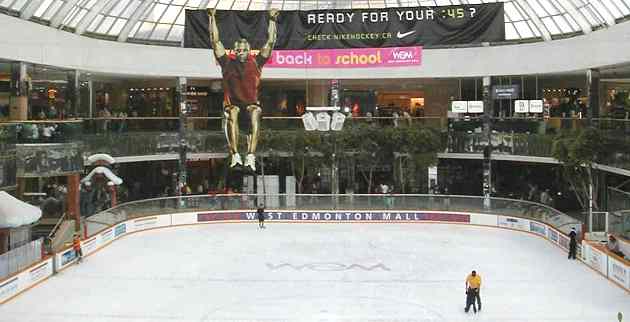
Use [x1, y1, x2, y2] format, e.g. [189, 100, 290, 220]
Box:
[208, 8, 279, 172]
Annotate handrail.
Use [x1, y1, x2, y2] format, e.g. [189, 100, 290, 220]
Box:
[85, 193, 583, 238]
[47, 213, 67, 241]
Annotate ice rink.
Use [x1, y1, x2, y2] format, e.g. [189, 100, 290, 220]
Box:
[0, 223, 627, 322]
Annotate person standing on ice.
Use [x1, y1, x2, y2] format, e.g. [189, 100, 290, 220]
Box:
[73, 234, 83, 263]
[257, 205, 266, 229]
[465, 270, 481, 313]
[568, 227, 578, 259]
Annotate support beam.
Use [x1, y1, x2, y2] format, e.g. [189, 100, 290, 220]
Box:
[20, 0, 46, 20]
[560, 0, 592, 34]
[50, 0, 81, 28]
[75, 0, 112, 35]
[515, 0, 552, 41]
[117, 0, 153, 42]
[176, 76, 188, 197]
[587, 68, 600, 119]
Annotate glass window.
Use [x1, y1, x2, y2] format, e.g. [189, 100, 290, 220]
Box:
[504, 22, 520, 39]
[151, 23, 171, 39]
[34, 0, 55, 18]
[108, 18, 127, 35]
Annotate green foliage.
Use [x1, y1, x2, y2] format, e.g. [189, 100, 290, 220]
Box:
[551, 127, 608, 210]
[551, 127, 606, 167]
[257, 122, 444, 192]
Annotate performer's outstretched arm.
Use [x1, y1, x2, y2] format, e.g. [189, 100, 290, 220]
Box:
[259, 9, 279, 59]
[207, 9, 226, 58]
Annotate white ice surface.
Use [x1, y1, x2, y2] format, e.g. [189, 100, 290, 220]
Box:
[0, 223, 627, 322]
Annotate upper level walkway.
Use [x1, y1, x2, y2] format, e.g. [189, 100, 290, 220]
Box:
[1, 116, 629, 185]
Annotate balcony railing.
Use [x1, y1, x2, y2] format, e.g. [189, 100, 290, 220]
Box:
[0, 123, 17, 189]
[2, 117, 630, 171]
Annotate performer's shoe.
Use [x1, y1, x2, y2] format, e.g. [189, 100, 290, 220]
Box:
[244, 154, 256, 171]
[230, 153, 243, 168]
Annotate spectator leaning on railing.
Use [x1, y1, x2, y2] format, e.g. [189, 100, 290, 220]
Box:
[607, 235, 625, 258]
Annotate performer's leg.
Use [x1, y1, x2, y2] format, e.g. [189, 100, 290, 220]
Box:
[244, 105, 261, 170]
[246, 105, 261, 154]
[224, 105, 242, 167]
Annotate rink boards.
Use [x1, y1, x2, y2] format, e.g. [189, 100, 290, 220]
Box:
[1, 210, 628, 304]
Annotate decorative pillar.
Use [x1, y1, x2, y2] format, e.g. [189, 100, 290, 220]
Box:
[0, 228, 8, 254]
[16, 177, 26, 200]
[88, 79, 94, 118]
[9, 62, 29, 120]
[586, 69, 600, 120]
[176, 77, 188, 196]
[482, 76, 492, 209]
[68, 70, 80, 118]
[329, 80, 340, 197]
[67, 173, 81, 233]
[108, 182, 117, 208]
[306, 80, 328, 107]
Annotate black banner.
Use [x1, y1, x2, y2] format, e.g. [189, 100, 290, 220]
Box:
[185, 4, 504, 50]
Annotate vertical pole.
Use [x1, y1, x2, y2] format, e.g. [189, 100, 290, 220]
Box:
[109, 184, 117, 208]
[482, 76, 492, 209]
[329, 80, 340, 208]
[9, 62, 29, 120]
[67, 174, 81, 234]
[176, 77, 188, 198]
[589, 182, 593, 232]
[73, 70, 80, 117]
[586, 69, 600, 121]
[88, 79, 94, 118]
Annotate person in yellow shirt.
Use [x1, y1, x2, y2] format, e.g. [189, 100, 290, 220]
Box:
[465, 270, 482, 313]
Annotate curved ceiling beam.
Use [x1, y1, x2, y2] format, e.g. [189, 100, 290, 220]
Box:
[514, 0, 552, 41]
[558, 0, 592, 33]
[117, 0, 153, 42]
[20, 0, 45, 20]
[50, 0, 81, 28]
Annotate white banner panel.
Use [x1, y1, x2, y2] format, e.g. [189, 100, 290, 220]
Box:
[514, 100, 529, 113]
[0, 258, 53, 304]
[25, 259, 52, 286]
[607, 256, 630, 290]
[497, 216, 529, 232]
[469, 213, 498, 227]
[130, 215, 171, 232]
[583, 243, 608, 276]
[467, 101, 484, 113]
[529, 221, 547, 236]
[171, 213, 198, 226]
[55, 247, 78, 270]
[80, 236, 99, 256]
[99, 228, 114, 245]
[529, 100, 543, 113]
[451, 101, 468, 113]
[113, 222, 129, 240]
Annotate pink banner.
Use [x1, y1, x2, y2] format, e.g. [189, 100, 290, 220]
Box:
[266, 46, 422, 68]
